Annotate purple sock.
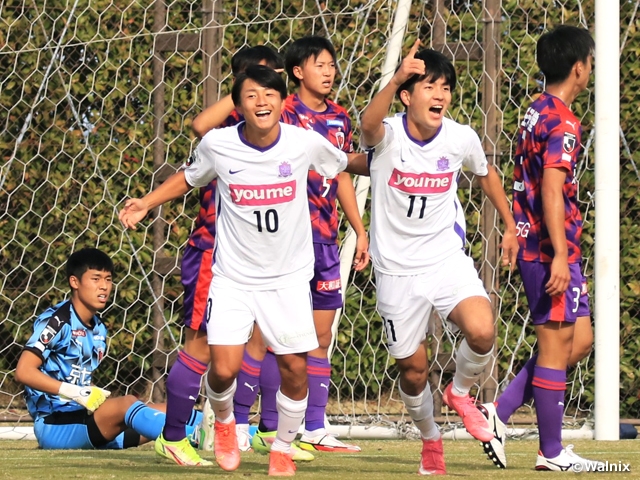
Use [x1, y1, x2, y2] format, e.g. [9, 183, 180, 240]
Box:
[305, 355, 331, 432]
[532, 365, 566, 458]
[495, 354, 537, 423]
[258, 350, 281, 432]
[233, 350, 262, 424]
[162, 350, 208, 441]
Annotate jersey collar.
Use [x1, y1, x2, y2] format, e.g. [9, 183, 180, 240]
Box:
[402, 113, 443, 147]
[237, 121, 282, 152]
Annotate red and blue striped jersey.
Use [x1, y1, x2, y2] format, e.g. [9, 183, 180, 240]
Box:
[281, 94, 353, 244]
[187, 110, 244, 251]
[513, 92, 583, 263]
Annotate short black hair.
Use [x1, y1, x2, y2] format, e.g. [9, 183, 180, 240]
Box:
[66, 248, 114, 282]
[231, 64, 288, 106]
[285, 36, 337, 86]
[537, 25, 595, 85]
[396, 49, 456, 107]
[231, 45, 284, 77]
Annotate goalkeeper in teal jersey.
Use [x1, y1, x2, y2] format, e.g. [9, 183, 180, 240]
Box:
[15, 248, 206, 453]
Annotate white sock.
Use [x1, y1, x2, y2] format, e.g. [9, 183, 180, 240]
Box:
[205, 377, 236, 424]
[452, 338, 493, 396]
[271, 389, 307, 454]
[399, 383, 440, 441]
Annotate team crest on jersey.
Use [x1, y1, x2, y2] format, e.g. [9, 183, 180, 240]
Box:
[278, 161, 292, 178]
[563, 132, 577, 153]
[436, 156, 450, 171]
[72, 329, 86, 337]
[335, 131, 345, 150]
[39, 325, 57, 345]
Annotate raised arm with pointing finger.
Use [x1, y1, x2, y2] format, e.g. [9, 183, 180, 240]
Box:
[360, 39, 425, 147]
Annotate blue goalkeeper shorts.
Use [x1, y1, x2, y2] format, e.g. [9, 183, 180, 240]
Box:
[34, 409, 137, 450]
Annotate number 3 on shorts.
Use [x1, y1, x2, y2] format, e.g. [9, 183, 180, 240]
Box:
[382, 317, 397, 344]
[571, 287, 580, 313]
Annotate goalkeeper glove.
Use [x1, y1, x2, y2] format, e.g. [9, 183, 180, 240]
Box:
[58, 383, 111, 413]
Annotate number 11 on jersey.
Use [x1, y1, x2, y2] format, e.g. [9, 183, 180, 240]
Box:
[407, 195, 427, 219]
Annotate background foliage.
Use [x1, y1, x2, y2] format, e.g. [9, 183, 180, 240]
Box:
[1, 0, 637, 421]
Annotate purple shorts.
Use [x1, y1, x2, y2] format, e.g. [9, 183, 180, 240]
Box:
[181, 244, 213, 332]
[310, 243, 343, 311]
[517, 260, 590, 325]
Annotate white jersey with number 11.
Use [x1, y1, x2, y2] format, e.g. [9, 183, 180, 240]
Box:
[366, 114, 488, 275]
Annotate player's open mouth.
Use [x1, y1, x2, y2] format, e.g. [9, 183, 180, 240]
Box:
[98, 295, 107, 302]
[429, 105, 443, 115]
[256, 110, 271, 118]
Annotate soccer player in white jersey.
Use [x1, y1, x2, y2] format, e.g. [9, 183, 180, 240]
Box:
[119, 65, 366, 476]
[360, 40, 519, 475]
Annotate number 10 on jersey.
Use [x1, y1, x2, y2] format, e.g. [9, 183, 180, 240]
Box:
[253, 209, 279, 233]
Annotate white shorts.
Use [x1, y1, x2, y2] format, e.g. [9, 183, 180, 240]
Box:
[375, 250, 489, 360]
[205, 278, 318, 355]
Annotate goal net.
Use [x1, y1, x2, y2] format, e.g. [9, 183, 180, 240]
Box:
[0, 0, 634, 440]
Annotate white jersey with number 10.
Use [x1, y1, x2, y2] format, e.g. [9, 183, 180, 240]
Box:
[366, 114, 488, 275]
[184, 122, 348, 289]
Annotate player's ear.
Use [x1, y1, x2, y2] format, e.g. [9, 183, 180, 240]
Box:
[574, 60, 585, 80]
[292, 65, 304, 82]
[399, 89, 411, 107]
[69, 275, 80, 291]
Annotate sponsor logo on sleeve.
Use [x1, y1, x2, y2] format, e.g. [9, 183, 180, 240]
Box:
[229, 180, 296, 206]
[317, 279, 342, 291]
[39, 325, 57, 345]
[185, 149, 199, 167]
[388, 169, 454, 194]
[563, 132, 577, 153]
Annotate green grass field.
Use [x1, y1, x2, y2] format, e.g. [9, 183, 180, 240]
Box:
[1, 439, 638, 479]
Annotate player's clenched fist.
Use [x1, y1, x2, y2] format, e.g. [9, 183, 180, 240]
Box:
[118, 198, 149, 230]
[58, 382, 111, 413]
